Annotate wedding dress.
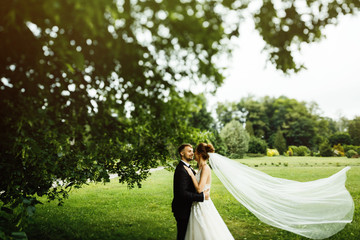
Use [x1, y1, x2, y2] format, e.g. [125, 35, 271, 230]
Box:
[208, 153, 354, 240]
[185, 168, 234, 240]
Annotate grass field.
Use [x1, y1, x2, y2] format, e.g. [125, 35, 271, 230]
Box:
[25, 156, 360, 240]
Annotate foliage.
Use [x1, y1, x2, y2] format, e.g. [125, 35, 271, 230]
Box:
[345, 150, 358, 159]
[220, 120, 249, 159]
[254, 0, 360, 73]
[216, 96, 324, 149]
[332, 144, 345, 157]
[287, 117, 317, 148]
[247, 136, 268, 155]
[245, 120, 255, 136]
[288, 145, 310, 156]
[348, 117, 360, 145]
[267, 149, 280, 157]
[273, 128, 287, 155]
[286, 147, 294, 157]
[319, 142, 333, 157]
[187, 94, 215, 131]
[329, 132, 352, 146]
[343, 145, 360, 155]
[215, 102, 242, 129]
[208, 130, 228, 156]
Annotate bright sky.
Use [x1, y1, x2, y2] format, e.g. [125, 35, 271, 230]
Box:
[208, 13, 360, 120]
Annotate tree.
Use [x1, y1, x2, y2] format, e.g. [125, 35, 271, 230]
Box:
[245, 120, 255, 136]
[216, 102, 243, 129]
[273, 128, 287, 155]
[319, 141, 333, 157]
[287, 116, 317, 147]
[2, 0, 359, 236]
[248, 136, 268, 155]
[238, 96, 269, 138]
[220, 96, 321, 149]
[348, 117, 360, 145]
[220, 120, 250, 158]
[329, 132, 352, 146]
[188, 94, 215, 131]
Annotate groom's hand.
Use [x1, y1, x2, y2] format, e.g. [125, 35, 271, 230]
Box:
[204, 189, 210, 200]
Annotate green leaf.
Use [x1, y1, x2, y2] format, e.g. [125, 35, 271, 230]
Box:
[1, 206, 13, 214]
[11, 232, 28, 240]
[65, 63, 75, 73]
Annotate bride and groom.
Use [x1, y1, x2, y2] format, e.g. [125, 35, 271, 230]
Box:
[172, 143, 354, 240]
[172, 143, 234, 240]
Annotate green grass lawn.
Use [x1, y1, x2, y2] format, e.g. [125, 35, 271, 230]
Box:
[25, 156, 360, 240]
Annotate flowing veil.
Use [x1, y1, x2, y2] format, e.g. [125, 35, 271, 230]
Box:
[209, 153, 354, 239]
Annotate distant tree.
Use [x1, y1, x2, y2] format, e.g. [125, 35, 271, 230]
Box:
[245, 120, 255, 136]
[248, 136, 268, 155]
[238, 96, 269, 138]
[220, 120, 250, 159]
[273, 128, 287, 155]
[319, 141, 333, 157]
[336, 117, 350, 132]
[315, 117, 337, 145]
[329, 132, 352, 146]
[287, 117, 317, 148]
[216, 102, 243, 128]
[188, 94, 215, 131]
[209, 130, 228, 156]
[348, 117, 360, 145]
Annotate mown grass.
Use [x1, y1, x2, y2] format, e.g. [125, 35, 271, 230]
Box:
[25, 157, 360, 240]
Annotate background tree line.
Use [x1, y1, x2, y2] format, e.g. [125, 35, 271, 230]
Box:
[208, 95, 360, 157]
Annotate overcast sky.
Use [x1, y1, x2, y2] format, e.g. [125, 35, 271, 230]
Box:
[207, 13, 360, 120]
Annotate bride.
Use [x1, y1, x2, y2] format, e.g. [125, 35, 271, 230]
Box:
[184, 143, 234, 240]
[184, 143, 354, 240]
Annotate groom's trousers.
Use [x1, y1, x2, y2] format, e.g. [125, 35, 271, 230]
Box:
[175, 216, 189, 240]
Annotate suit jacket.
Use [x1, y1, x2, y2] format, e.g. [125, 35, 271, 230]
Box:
[172, 161, 204, 219]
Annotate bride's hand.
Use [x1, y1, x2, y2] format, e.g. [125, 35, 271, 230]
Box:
[184, 166, 194, 176]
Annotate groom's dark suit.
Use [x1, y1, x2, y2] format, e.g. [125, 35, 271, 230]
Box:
[172, 161, 204, 240]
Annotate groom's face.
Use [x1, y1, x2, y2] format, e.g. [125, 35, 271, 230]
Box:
[181, 146, 194, 161]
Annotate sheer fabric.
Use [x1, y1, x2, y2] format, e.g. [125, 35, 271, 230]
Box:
[209, 153, 354, 239]
[185, 169, 234, 240]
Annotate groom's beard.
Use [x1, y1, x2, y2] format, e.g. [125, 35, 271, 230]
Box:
[184, 156, 193, 162]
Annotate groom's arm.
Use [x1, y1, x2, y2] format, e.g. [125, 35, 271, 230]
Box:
[175, 168, 204, 202]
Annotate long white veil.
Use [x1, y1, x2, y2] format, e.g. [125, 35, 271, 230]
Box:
[209, 153, 354, 239]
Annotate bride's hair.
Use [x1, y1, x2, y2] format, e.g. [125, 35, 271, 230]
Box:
[195, 143, 215, 160]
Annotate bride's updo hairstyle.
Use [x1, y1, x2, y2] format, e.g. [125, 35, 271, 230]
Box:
[195, 143, 215, 160]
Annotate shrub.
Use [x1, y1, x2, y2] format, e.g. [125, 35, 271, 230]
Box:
[297, 146, 311, 156]
[319, 142, 333, 157]
[267, 148, 280, 157]
[346, 150, 358, 158]
[248, 136, 268, 154]
[288, 145, 310, 156]
[332, 144, 345, 157]
[273, 129, 287, 155]
[220, 120, 250, 159]
[286, 147, 294, 156]
[343, 145, 360, 154]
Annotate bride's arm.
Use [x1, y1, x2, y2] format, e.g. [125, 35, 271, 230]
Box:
[184, 165, 210, 193]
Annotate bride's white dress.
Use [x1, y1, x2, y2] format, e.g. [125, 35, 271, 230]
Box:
[185, 169, 234, 240]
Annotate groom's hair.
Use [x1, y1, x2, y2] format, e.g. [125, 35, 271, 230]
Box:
[178, 143, 192, 158]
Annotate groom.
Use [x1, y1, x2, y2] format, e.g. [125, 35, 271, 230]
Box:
[172, 143, 209, 240]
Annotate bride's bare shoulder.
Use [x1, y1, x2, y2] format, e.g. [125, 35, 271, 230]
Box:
[203, 164, 211, 173]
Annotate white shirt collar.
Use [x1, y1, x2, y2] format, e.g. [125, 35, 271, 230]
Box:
[181, 160, 190, 167]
